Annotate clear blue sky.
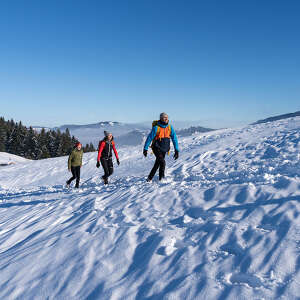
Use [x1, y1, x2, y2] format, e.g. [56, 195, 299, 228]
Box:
[0, 0, 299, 128]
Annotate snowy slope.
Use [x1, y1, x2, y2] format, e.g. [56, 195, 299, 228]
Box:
[0, 117, 300, 299]
[0, 152, 28, 165]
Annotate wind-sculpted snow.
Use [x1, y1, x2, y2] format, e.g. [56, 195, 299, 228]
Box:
[0, 117, 300, 299]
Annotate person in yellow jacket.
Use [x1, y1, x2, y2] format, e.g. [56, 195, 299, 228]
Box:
[66, 142, 83, 188]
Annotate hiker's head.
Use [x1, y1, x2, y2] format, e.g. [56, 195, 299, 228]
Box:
[104, 131, 113, 141]
[160, 112, 169, 124]
[75, 142, 82, 150]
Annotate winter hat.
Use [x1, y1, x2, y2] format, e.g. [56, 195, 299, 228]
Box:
[75, 142, 82, 147]
[160, 112, 168, 119]
[104, 130, 112, 137]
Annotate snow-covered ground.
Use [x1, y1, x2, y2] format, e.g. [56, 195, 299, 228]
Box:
[0, 152, 28, 165]
[0, 117, 300, 299]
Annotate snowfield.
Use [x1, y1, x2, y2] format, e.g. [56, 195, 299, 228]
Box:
[0, 152, 28, 165]
[0, 117, 300, 299]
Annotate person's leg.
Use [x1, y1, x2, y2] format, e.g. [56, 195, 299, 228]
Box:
[148, 148, 161, 180]
[75, 166, 80, 188]
[107, 158, 114, 178]
[101, 159, 110, 179]
[67, 167, 76, 185]
[158, 152, 166, 180]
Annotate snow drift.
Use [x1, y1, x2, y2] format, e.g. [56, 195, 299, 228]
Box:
[0, 117, 300, 299]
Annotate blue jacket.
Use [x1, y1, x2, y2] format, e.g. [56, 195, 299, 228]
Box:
[144, 121, 179, 152]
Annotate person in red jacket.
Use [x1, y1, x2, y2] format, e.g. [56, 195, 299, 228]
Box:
[96, 131, 120, 184]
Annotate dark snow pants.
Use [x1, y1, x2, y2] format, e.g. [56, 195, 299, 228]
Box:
[148, 147, 166, 180]
[67, 166, 81, 187]
[101, 157, 114, 179]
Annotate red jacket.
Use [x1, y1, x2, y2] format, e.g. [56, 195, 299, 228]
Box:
[97, 140, 119, 161]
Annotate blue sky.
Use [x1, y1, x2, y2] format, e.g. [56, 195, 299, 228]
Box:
[0, 0, 299, 128]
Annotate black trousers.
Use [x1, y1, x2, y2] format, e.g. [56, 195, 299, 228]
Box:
[148, 147, 166, 180]
[67, 166, 81, 187]
[101, 158, 113, 179]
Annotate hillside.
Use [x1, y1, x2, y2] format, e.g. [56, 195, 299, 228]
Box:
[0, 152, 28, 165]
[0, 117, 300, 299]
[253, 111, 300, 125]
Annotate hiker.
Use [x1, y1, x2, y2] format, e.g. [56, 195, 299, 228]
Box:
[96, 131, 120, 184]
[66, 142, 83, 188]
[143, 112, 179, 182]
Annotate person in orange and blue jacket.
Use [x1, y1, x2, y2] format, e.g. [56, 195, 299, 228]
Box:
[143, 112, 179, 182]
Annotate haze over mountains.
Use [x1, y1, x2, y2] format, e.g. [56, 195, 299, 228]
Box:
[32, 111, 300, 148]
[53, 121, 214, 147]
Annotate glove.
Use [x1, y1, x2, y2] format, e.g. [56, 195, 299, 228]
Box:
[96, 161, 100, 168]
[174, 150, 179, 160]
[117, 159, 120, 165]
[143, 149, 148, 157]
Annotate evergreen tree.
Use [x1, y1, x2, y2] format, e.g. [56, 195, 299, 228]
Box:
[17, 121, 27, 157]
[83, 143, 90, 153]
[7, 123, 19, 155]
[38, 128, 50, 159]
[54, 129, 63, 157]
[83, 142, 96, 153]
[25, 127, 40, 159]
[89, 142, 95, 152]
[69, 135, 79, 154]
[60, 128, 73, 155]
[47, 130, 57, 157]
[0, 116, 95, 159]
[0, 117, 6, 152]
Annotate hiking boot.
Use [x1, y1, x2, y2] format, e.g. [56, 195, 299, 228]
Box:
[102, 176, 108, 185]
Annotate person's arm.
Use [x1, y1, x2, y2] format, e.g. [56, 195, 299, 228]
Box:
[170, 126, 179, 152]
[144, 126, 158, 150]
[112, 142, 119, 160]
[68, 152, 73, 170]
[97, 142, 105, 161]
[80, 150, 83, 167]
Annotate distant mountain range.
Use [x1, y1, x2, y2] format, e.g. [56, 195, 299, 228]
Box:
[34, 122, 148, 146]
[177, 126, 214, 137]
[37, 121, 215, 147]
[253, 111, 300, 125]
[32, 111, 300, 148]
[113, 126, 215, 147]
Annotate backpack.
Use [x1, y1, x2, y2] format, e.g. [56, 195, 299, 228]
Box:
[150, 120, 171, 154]
[152, 121, 171, 137]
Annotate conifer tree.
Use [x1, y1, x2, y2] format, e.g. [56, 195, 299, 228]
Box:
[47, 130, 57, 157]
[0, 117, 6, 152]
[25, 127, 40, 159]
[89, 142, 95, 152]
[54, 129, 63, 157]
[38, 128, 50, 159]
[0, 116, 95, 159]
[60, 128, 73, 155]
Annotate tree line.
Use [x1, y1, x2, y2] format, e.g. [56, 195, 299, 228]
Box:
[0, 117, 95, 160]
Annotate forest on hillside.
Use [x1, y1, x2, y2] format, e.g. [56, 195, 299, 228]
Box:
[0, 117, 95, 160]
